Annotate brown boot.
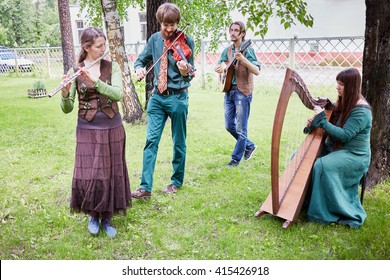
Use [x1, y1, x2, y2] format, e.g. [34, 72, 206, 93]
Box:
[162, 184, 179, 194]
[131, 188, 152, 199]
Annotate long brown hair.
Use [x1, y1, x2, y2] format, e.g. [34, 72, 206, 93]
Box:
[330, 67, 366, 127]
[329, 68, 369, 149]
[78, 27, 106, 63]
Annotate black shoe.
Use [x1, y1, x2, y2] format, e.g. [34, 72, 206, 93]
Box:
[244, 145, 257, 160]
[226, 159, 239, 168]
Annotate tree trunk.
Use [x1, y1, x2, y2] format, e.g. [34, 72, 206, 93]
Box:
[145, 0, 170, 107]
[362, 0, 390, 187]
[100, 0, 143, 123]
[57, 0, 75, 73]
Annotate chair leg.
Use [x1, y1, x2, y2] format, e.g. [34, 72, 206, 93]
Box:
[360, 173, 367, 205]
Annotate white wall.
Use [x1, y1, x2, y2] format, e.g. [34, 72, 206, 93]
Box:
[267, 0, 365, 39]
[122, 7, 143, 44]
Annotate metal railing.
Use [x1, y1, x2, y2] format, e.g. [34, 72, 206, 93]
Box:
[1, 36, 364, 95]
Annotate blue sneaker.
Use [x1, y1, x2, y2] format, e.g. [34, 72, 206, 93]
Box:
[88, 217, 100, 235]
[101, 219, 117, 238]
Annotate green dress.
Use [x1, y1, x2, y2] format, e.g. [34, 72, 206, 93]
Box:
[307, 105, 372, 228]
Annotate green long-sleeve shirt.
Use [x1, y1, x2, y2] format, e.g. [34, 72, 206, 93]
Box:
[134, 31, 195, 90]
[60, 61, 123, 114]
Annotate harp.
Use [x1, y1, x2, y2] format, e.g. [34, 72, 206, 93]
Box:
[255, 68, 333, 228]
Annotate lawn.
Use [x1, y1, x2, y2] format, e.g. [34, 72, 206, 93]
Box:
[0, 76, 388, 261]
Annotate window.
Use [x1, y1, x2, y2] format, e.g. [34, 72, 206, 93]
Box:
[139, 12, 147, 41]
[76, 20, 84, 44]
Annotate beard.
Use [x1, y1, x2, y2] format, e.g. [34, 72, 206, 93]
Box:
[161, 30, 177, 41]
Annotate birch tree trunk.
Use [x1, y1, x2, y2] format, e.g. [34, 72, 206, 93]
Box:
[100, 0, 143, 123]
[57, 0, 75, 73]
[363, 0, 390, 187]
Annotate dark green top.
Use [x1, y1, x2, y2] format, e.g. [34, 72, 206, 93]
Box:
[307, 105, 372, 228]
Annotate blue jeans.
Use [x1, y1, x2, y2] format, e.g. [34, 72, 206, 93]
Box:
[140, 92, 189, 192]
[224, 89, 255, 161]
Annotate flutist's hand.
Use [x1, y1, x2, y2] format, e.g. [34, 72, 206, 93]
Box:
[135, 67, 147, 81]
[79, 67, 98, 84]
[60, 74, 72, 98]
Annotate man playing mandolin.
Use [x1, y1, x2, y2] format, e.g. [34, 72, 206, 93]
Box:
[215, 21, 261, 168]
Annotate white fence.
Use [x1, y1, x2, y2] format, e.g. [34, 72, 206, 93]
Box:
[0, 36, 364, 95]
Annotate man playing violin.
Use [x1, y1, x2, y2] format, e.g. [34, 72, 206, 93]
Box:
[133, 3, 195, 199]
[215, 21, 261, 168]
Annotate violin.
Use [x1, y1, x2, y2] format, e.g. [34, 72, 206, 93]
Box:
[165, 30, 196, 77]
[137, 24, 196, 81]
[165, 30, 192, 61]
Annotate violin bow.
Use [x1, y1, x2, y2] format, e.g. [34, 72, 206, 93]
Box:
[138, 23, 191, 81]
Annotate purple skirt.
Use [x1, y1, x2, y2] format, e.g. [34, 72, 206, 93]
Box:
[70, 120, 131, 220]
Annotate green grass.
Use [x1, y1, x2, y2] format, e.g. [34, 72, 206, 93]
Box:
[0, 76, 389, 260]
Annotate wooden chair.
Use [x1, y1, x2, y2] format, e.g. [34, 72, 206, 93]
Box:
[360, 173, 367, 204]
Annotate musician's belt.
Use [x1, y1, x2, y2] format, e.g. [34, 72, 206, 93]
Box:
[230, 85, 238, 91]
[155, 88, 187, 96]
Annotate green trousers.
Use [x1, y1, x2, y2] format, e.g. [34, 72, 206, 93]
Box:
[140, 92, 189, 192]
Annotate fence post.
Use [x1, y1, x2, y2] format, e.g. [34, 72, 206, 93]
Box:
[13, 49, 19, 76]
[201, 41, 206, 89]
[135, 42, 140, 57]
[45, 44, 51, 78]
[288, 35, 297, 69]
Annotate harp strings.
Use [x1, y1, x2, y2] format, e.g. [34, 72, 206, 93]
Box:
[279, 92, 313, 198]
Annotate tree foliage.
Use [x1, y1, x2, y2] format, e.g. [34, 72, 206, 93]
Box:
[236, 0, 313, 37]
[77, 0, 313, 52]
[78, 0, 145, 29]
[173, 0, 313, 51]
[0, 0, 60, 47]
[0, 0, 33, 47]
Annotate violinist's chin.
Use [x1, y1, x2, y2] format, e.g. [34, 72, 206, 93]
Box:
[162, 31, 176, 40]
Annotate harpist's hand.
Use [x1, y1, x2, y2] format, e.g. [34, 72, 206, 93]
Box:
[306, 117, 314, 127]
[313, 105, 324, 115]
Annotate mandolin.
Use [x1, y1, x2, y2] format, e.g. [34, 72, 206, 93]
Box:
[220, 39, 252, 92]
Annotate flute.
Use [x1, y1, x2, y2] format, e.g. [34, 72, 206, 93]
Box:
[48, 51, 109, 98]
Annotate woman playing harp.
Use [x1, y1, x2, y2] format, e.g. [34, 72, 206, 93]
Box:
[304, 67, 371, 229]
